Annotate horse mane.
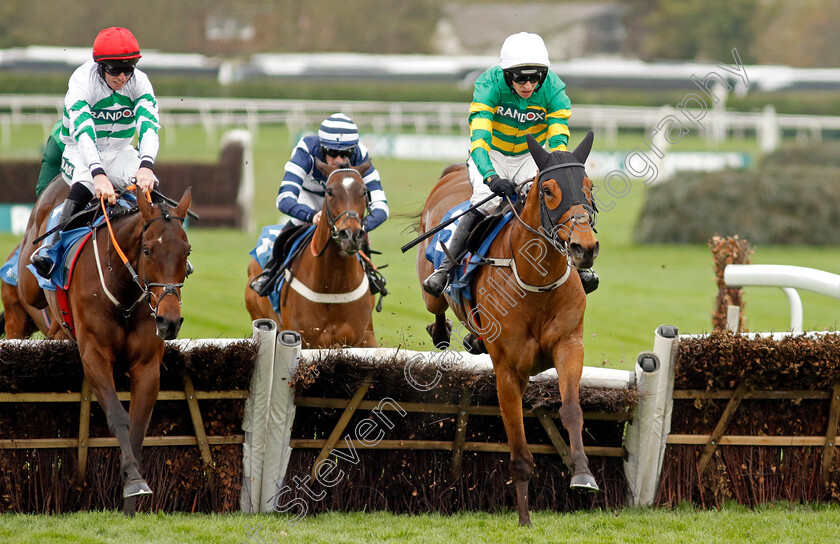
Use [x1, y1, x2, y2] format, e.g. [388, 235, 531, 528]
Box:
[107, 206, 140, 222]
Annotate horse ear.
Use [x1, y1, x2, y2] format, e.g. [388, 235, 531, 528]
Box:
[572, 130, 594, 163]
[526, 134, 550, 170]
[136, 186, 153, 220]
[315, 158, 330, 176]
[175, 187, 192, 218]
[353, 160, 371, 176]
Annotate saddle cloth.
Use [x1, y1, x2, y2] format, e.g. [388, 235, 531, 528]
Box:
[424, 201, 512, 311]
[0, 230, 81, 289]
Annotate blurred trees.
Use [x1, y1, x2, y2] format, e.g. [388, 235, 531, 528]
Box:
[1, 0, 840, 67]
[628, 0, 840, 66]
[0, 0, 444, 56]
[629, 0, 759, 63]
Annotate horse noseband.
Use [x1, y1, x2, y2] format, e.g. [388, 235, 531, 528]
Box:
[326, 209, 366, 244]
[146, 281, 183, 311]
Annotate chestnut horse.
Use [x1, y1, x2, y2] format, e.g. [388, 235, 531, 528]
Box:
[416, 132, 600, 525]
[1, 243, 67, 339]
[245, 161, 377, 347]
[13, 178, 192, 513]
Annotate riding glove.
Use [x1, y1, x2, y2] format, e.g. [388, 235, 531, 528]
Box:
[486, 175, 517, 199]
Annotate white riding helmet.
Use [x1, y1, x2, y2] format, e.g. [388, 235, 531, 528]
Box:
[499, 32, 550, 70]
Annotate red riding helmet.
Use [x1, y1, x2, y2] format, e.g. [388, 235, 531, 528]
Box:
[92, 27, 141, 64]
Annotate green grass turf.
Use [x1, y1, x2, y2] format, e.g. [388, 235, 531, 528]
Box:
[1, 124, 838, 370]
[1, 503, 839, 543]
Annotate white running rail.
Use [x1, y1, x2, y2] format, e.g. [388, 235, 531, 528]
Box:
[723, 264, 840, 333]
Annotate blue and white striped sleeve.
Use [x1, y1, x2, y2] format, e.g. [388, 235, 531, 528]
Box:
[276, 140, 317, 222]
[357, 146, 389, 231]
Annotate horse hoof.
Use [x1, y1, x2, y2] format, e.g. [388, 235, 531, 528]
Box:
[461, 333, 487, 354]
[426, 322, 451, 349]
[123, 479, 153, 498]
[570, 473, 599, 492]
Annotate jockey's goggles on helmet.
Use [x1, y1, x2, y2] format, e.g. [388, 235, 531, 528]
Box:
[100, 62, 136, 77]
[506, 67, 546, 84]
[321, 146, 355, 159]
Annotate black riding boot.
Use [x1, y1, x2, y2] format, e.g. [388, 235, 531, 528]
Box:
[249, 223, 296, 296]
[30, 198, 84, 279]
[578, 269, 600, 294]
[422, 210, 483, 297]
[249, 265, 276, 296]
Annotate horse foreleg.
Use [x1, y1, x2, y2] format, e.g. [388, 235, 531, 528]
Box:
[362, 329, 378, 347]
[84, 359, 151, 502]
[553, 340, 598, 492]
[1, 281, 36, 338]
[128, 361, 161, 475]
[495, 365, 534, 526]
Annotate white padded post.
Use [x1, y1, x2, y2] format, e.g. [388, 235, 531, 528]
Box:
[240, 319, 277, 513]
[260, 330, 301, 513]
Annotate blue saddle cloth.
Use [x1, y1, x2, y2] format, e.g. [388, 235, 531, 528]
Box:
[424, 202, 512, 310]
[0, 197, 136, 291]
[249, 223, 316, 314]
[0, 246, 21, 287]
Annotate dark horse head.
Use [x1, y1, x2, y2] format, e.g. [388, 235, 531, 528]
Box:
[315, 159, 371, 255]
[136, 189, 192, 339]
[525, 131, 599, 270]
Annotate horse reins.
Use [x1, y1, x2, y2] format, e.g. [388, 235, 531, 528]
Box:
[96, 190, 186, 318]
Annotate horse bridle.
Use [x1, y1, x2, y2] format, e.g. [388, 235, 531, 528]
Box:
[315, 169, 370, 256]
[95, 205, 187, 319]
[535, 161, 596, 253]
[138, 212, 187, 318]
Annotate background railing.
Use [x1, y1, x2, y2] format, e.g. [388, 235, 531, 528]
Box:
[3, 95, 840, 150]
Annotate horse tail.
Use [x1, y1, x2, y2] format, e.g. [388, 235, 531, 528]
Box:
[392, 212, 423, 234]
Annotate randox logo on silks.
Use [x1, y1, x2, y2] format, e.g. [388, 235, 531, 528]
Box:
[91, 108, 134, 121]
[495, 106, 545, 124]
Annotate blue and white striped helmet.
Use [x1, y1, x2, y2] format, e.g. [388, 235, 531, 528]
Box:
[318, 113, 359, 150]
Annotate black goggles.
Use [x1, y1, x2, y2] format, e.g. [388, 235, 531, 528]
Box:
[322, 146, 355, 159]
[507, 69, 546, 85]
[100, 63, 135, 77]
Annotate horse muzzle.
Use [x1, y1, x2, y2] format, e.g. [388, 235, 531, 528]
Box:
[155, 315, 183, 340]
[569, 240, 599, 270]
[335, 227, 366, 255]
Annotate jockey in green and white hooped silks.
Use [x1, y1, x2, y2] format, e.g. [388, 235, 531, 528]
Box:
[31, 27, 161, 279]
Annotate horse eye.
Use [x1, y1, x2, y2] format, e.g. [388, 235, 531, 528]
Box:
[143, 247, 150, 256]
[325, 188, 334, 196]
[543, 188, 553, 198]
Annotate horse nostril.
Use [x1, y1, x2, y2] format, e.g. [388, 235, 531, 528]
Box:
[155, 316, 183, 340]
[570, 243, 585, 259]
[338, 229, 351, 241]
[354, 230, 366, 244]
